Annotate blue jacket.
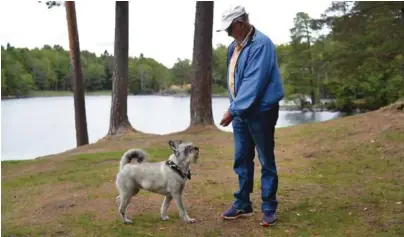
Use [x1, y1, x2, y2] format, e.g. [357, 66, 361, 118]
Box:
[227, 27, 284, 118]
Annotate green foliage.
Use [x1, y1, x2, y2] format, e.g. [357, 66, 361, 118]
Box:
[280, 1, 404, 111]
[171, 58, 191, 86]
[212, 44, 228, 88]
[1, 44, 229, 97]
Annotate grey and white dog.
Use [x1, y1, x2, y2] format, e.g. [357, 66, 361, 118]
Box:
[115, 140, 200, 224]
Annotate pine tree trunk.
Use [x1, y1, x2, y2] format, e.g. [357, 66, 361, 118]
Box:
[401, 3, 404, 92]
[65, 1, 89, 146]
[108, 1, 135, 136]
[189, 1, 215, 127]
[305, 23, 316, 105]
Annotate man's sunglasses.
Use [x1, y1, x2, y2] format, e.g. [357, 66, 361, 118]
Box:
[226, 21, 242, 34]
[225, 24, 233, 34]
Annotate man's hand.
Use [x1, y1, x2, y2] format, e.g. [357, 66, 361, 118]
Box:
[220, 110, 233, 127]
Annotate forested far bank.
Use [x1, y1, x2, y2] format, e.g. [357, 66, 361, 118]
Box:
[2, 1, 404, 112]
[0, 43, 226, 96]
[1, 43, 229, 98]
[276, 1, 404, 112]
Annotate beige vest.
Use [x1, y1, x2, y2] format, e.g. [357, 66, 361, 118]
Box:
[228, 27, 253, 99]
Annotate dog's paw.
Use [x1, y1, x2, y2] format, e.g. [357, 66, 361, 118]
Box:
[161, 216, 169, 221]
[123, 219, 133, 224]
[184, 217, 196, 224]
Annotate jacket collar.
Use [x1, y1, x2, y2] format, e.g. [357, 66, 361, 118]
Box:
[230, 25, 257, 50]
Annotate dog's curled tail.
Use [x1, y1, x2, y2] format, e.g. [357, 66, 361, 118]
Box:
[119, 148, 148, 171]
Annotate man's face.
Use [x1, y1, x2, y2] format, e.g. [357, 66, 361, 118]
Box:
[226, 20, 245, 42]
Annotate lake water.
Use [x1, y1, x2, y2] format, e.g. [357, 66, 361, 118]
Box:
[1, 95, 344, 161]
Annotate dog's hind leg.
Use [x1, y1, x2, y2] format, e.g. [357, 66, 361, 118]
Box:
[172, 192, 196, 224]
[160, 195, 173, 221]
[119, 189, 139, 224]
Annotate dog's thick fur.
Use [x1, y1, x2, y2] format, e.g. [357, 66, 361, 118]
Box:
[115, 140, 199, 224]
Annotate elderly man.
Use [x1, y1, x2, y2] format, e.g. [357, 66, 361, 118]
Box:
[218, 5, 284, 227]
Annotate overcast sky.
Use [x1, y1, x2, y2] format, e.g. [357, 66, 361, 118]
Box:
[0, 0, 333, 68]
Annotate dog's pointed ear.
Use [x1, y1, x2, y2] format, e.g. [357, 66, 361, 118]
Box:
[168, 140, 177, 150]
[169, 140, 181, 157]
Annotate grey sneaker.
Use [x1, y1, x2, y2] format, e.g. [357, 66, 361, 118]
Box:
[220, 206, 254, 220]
[260, 211, 276, 226]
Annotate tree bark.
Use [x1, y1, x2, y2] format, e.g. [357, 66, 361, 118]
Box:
[108, 1, 135, 136]
[65, 1, 89, 146]
[401, 3, 404, 92]
[304, 20, 316, 105]
[189, 1, 215, 127]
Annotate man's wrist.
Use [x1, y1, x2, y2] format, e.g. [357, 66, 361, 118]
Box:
[228, 108, 236, 118]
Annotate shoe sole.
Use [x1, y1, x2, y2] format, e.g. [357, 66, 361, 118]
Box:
[260, 221, 276, 227]
[221, 212, 254, 220]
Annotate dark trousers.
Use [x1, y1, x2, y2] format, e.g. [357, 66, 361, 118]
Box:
[231, 104, 279, 212]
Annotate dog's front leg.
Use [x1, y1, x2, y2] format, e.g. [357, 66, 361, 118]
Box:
[172, 193, 196, 223]
[160, 195, 173, 221]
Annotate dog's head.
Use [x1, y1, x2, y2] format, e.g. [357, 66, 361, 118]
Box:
[168, 140, 199, 164]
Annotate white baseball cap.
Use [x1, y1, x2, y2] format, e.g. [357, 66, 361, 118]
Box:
[216, 5, 247, 32]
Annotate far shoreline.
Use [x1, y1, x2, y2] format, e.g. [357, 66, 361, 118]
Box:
[1, 90, 350, 113]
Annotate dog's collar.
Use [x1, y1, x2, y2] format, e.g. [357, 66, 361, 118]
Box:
[165, 160, 191, 180]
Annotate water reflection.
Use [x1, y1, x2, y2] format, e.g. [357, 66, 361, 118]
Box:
[283, 111, 341, 125]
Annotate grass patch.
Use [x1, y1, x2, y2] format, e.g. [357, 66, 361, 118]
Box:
[54, 212, 178, 237]
[2, 109, 404, 236]
[204, 229, 222, 237]
[1, 224, 47, 237]
[2, 147, 174, 191]
[1, 158, 49, 169]
[380, 129, 404, 142]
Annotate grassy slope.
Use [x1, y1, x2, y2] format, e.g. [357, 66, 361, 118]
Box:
[2, 104, 404, 237]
